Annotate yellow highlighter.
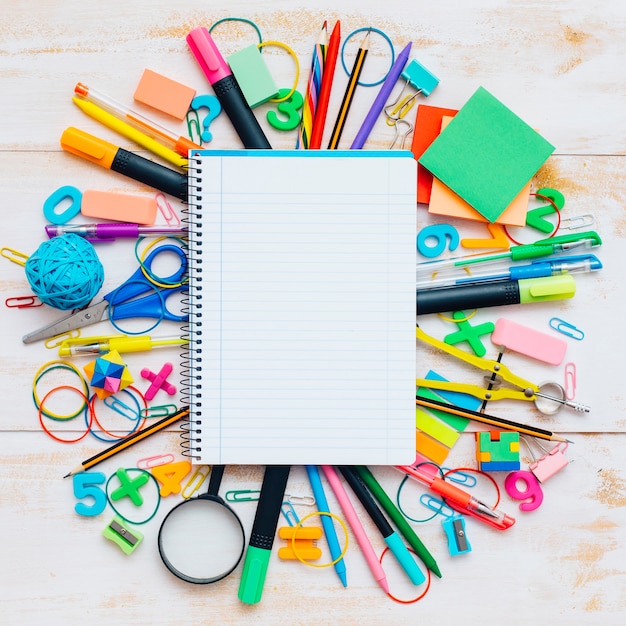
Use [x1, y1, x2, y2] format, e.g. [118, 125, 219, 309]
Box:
[58, 334, 187, 357]
[72, 97, 189, 169]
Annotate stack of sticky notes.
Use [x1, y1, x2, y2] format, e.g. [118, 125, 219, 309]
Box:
[414, 87, 555, 226]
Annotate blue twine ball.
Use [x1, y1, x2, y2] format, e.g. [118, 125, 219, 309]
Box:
[25, 233, 104, 310]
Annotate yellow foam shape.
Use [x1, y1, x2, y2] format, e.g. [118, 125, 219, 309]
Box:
[510, 441, 520, 452]
[415, 431, 450, 465]
[415, 407, 460, 448]
[134, 69, 196, 120]
[81, 190, 158, 225]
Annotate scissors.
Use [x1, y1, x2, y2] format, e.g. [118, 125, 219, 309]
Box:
[23, 244, 188, 344]
[415, 325, 590, 415]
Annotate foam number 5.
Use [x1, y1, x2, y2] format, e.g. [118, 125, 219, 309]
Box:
[504, 470, 544, 511]
[267, 88, 304, 131]
[73, 472, 107, 517]
[417, 224, 460, 258]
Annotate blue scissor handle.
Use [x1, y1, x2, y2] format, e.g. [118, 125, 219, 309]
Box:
[103, 244, 187, 305]
[109, 284, 188, 322]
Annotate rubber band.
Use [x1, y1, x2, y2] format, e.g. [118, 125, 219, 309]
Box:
[208, 17, 263, 47]
[88, 386, 147, 443]
[107, 278, 166, 336]
[443, 466, 501, 508]
[290, 511, 349, 568]
[257, 40, 301, 103]
[33, 361, 90, 420]
[133, 237, 189, 289]
[340, 27, 395, 87]
[105, 468, 161, 526]
[437, 309, 478, 324]
[396, 462, 446, 523]
[38, 386, 93, 443]
[379, 547, 432, 604]
[503, 192, 562, 246]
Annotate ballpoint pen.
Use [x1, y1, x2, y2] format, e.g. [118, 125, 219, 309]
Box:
[305, 465, 348, 587]
[416, 254, 602, 290]
[74, 82, 202, 157]
[339, 466, 425, 585]
[416, 230, 602, 277]
[353, 465, 441, 578]
[72, 97, 189, 169]
[238, 465, 291, 604]
[395, 463, 516, 530]
[186, 27, 272, 149]
[350, 41, 412, 149]
[58, 334, 187, 357]
[321, 465, 389, 593]
[45, 223, 186, 243]
[60, 127, 188, 201]
[416, 273, 576, 315]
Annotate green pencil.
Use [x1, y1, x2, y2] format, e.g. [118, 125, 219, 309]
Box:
[354, 465, 442, 578]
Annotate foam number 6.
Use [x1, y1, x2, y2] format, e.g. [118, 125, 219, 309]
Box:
[267, 88, 304, 131]
[417, 224, 460, 258]
[504, 470, 544, 511]
[73, 472, 107, 517]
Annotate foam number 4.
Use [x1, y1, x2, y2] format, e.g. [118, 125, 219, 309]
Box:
[73, 472, 107, 517]
[267, 88, 304, 131]
[417, 224, 460, 258]
[504, 470, 544, 512]
[151, 460, 192, 497]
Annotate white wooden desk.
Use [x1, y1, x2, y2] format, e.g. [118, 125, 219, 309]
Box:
[1, 1, 625, 624]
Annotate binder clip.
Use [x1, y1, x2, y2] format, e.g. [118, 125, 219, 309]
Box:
[529, 441, 570, 483]
[277, 525, 323, 561]
[103, 516, 143, 554]
[420, 494, 472, 556]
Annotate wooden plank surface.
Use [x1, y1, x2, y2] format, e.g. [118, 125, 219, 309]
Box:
[1, 1, 625, 624]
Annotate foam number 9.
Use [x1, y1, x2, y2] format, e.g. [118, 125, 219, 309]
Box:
[417, 224, 460, 258]
[73, 472, 107, 517]
[504, 470, 544, 512]
[267, 88, 304, 131]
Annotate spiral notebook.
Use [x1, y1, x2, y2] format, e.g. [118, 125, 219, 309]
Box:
[183, 150, 417, 465]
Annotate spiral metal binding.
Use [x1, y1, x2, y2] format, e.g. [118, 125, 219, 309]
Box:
[179, 154, 203, 461]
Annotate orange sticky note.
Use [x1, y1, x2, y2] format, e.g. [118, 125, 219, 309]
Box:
[411, 104, 459, 205]
[81, 190, 158, 224]
[134, 69, 196, 120]
[428, 117, 530, 227]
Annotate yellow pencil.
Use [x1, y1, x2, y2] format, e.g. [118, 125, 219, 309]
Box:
[327, 30, 370, 149]
[72, 97, 188, 169]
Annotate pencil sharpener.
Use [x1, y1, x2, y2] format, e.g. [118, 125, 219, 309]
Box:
[442, 514, 471, 556]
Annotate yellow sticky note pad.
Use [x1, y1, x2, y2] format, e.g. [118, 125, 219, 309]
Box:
[415, 407, 460, 448]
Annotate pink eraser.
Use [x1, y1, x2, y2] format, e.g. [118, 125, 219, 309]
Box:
[491, 318, 567, 365]
[81, 190, 157, 225]
[133, 69, 196, 120]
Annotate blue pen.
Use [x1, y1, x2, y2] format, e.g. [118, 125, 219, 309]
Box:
[306, 465, 348, 587]
[416, 254, 602, 290]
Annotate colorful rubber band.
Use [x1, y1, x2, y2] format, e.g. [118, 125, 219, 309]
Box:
[38, 386, 93, 444]
[379, 547, 432, 604]
[88, 386, 147, 443]
[340, 27, 395, 87]
[33, 361, 90, 420]
[105, 468, 161, 526]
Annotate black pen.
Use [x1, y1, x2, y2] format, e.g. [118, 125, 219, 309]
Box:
[187, 27, 272, 149]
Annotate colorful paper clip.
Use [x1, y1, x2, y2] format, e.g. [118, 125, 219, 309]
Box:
[103, 395, 140, 420]
[137, 453, 175, 470]
[549, 317, 584, 340]
[559, 214, 594, 230]
[155, 193, 181, 226]
[421, 494, 471, 556]
[0, 247, 28, 266]
[5, 296, 43, 309]
[281, 501, 300, 526]
[182, 465, 210, 499]
[564, 362, 577, 400]
[45, 329, 81, 350]
[139, 404, 178, 419]
[225, 489, 261, 502]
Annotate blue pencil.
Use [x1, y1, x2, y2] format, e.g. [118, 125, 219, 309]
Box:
[306, 465, 348, 587]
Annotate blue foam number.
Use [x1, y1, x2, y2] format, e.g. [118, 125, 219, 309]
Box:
[417, 224, 460, 258]
[73, 471, 107, 517]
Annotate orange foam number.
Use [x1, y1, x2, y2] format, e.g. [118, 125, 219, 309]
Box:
[461, 223, 510, 249]
[151, 460, 192, 497]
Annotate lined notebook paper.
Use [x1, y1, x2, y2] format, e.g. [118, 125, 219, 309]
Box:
[184, 150, 417, 465]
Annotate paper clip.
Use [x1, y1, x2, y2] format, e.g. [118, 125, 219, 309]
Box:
[186, 109, 203, 145]
[46, 329, 81, 350]
[559, 214, 594, 230]
[549, 317, 584, 340]
[225, 489, 261, 502]
[441, 468, 477, 487]
[182, 465, 210, 499]
[389, 118, 414, 150]
[0, 247, 28, 266]
[103, 395, 140, 420]
[5, 296, 43, 309]
[155, 193, 181, 226]
[137, 453, 175, 470]
[140, 404, 178, 418]
[564, 362, 577, 400]
[281, 501, 300, 526]
[285, 493, 316, 507]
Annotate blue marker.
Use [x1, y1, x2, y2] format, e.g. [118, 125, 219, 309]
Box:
[305, 465, 348, 587]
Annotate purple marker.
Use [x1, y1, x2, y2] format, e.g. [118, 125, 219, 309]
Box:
[45, 223, 186, 243]
[350, 41, 412, 149]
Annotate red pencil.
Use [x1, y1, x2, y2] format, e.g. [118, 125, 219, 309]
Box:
[310, 20, 341, 149]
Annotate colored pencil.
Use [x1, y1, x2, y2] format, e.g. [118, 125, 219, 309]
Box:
[310, 20, 341, 149]
[328, 29, 370, 149]
[296, 21, 328, 149]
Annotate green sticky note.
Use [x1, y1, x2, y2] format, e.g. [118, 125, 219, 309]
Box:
[418, 87, 555, 223]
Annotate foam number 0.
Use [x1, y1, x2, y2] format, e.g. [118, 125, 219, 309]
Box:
[504, 470, 544, 511]
[267, 88, 304, 131]
[73, 472, 107, 517]
[151, 460, 192, 497]
[417, 224, 460, 258]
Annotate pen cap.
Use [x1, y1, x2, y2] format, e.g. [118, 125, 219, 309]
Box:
[186, 28, 231, 84]
[60, 127, 117, 168]
[518, 274, 576, 303]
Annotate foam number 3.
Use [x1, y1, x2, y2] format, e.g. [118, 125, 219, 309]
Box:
[504, 470, 544, 511]
[417, 224, 460, 258]
[73, 472, 107, 517]
[267, 88, 304, 131]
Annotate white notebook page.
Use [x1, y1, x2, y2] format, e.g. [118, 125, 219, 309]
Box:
[188, 151, 416, 465]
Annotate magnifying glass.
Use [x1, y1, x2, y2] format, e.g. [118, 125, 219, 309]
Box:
[531, 382, 590, 415]
[158, 465, 245, 583]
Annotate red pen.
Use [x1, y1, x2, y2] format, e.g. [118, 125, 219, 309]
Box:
[396, 464, 515, 530]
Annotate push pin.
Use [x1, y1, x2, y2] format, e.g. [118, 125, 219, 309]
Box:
[141, 362, 176, 401]
[103, 516, 143, 554]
